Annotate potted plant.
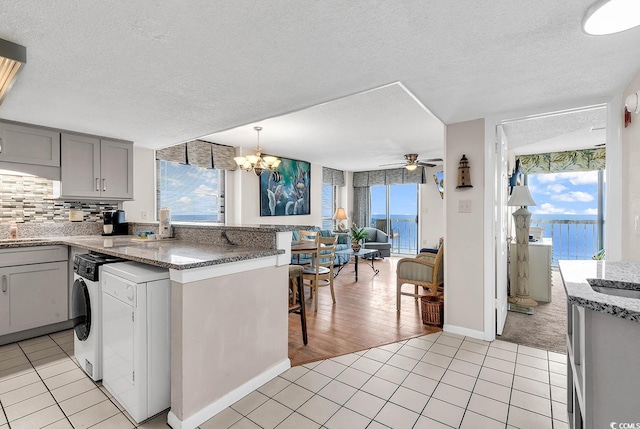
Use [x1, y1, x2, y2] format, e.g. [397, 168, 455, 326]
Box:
[350, 224, 367, 252]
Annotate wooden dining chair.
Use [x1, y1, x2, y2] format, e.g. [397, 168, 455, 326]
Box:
[294, 230, 318, 266]
[302, 235, 337, 312]
[288, 265, 307, 345]
[298, 230, 318, 242]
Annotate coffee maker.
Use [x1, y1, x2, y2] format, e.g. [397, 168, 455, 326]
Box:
[102, 210, 128, 236]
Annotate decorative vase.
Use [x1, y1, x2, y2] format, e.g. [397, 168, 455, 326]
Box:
[351, 242, 361, 252]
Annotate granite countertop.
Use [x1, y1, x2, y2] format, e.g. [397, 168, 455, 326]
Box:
[0, 236, 284, 270]
[559, 260, 640, 323]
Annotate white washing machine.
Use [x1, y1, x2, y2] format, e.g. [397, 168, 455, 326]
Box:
[71, 253, 125, 381]
[101, 261, 171, 424]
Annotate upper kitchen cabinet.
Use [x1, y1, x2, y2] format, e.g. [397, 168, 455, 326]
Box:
[60, 133, 133, 200]
[0, 121, 61, 180]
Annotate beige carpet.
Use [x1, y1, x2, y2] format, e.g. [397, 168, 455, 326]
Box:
[498, 268, 567, 354]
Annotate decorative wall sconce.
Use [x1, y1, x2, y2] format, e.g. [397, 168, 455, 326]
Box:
[625, 91, 638, 128]
[456, 154, 473, 189]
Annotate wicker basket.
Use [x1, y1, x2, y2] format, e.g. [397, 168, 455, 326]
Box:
[420, 295, 443, 326]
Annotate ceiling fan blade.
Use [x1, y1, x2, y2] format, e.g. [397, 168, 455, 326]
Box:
[418, 158, 443, 163]
[379, 162, 406, 167]
[416, 162, 436, 167]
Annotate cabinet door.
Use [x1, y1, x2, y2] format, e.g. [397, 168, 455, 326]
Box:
[60, 133, 101, 199]
[0, 122, 60, 166]
[100, 140, 133, 199]
[0, 273, 9, 334]
[0, 261, 68, 336]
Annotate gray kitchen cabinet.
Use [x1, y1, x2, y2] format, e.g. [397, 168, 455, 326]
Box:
[0, 121, 61, 180]
[0, 122, 61, 167]
[0, 246, 68, 336]
[60, 133, 133, 200]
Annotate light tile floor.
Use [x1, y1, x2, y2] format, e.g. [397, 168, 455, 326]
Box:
[0, 330, 568, 429]
[0, 330, 167, 429]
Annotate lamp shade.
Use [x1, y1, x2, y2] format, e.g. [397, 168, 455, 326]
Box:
[507, 186, 536, 207]
[333, 207, 348, 220]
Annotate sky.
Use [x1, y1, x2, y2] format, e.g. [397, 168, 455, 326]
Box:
[158, 160, 222, 220]
[368, 171, 600, 219]
[527, 171, 599, 217]
[370, 184, 418, 217]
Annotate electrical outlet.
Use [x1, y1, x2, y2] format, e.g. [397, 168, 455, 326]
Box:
[141, 210, 148, 220]
[458, 200, 472, 213]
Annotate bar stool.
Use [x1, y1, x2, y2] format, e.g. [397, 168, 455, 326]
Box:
[288, 265, 308, 345]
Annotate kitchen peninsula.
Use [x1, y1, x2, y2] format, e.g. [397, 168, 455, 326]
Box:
[560, 260, 640, 429]
[0, 225, 297, 429]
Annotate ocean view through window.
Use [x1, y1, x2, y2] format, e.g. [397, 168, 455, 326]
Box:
[527, 170, 604, 265]
[157, 160, 225, 223]
[371, 184, 418, 254]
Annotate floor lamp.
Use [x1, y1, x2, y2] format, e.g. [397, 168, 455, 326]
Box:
[507, 185, 538, 310]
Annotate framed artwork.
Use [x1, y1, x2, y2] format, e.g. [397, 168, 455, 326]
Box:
[260, 157, 311, 216]
[433, 171, 444, 199]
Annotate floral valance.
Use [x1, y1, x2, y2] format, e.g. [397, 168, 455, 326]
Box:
[518, 148, 606, 174]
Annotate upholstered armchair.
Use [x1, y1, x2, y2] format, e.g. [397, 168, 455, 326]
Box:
[396, 244, 444, 311]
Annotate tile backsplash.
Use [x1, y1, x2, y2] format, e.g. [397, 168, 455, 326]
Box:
[0, 173, 117, 224]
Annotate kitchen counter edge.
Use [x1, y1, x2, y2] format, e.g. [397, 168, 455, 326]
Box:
[0, 237, 285, 271]
[559, 260, 640, 323]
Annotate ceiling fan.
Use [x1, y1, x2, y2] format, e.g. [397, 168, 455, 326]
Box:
[380, 154, 443, 171]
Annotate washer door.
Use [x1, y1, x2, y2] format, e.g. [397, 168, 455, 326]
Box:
[72, 278, 91, 341]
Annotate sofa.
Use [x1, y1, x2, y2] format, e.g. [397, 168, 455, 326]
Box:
[362, 227, 391, 258]
[291, 229, 349, 266]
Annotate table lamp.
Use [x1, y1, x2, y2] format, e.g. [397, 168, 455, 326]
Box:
[333, 208, 348, 231]
[507, 185, 538, 309]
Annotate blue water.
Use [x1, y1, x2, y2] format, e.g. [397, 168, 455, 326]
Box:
[370, 214, 418, 252]
[530, 214, 601, 264]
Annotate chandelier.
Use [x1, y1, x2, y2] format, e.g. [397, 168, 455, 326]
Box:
[234, 126, 281, 176]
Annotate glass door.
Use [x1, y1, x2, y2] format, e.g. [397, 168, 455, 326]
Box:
[370, 184, 419, 254]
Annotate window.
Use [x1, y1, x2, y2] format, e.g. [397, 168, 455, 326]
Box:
[157, 160, 225, 223]
[321, 183, 335, 230]
[370, 183, 418, 254]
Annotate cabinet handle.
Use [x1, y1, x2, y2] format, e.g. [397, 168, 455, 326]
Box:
[103, 178, 106, 192]
[95, 178, 99, 191]
[0, 136, 3, 153]
[2, 275, 6, 293]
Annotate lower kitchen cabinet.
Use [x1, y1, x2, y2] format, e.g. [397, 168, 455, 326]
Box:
[0, 246, 68, 336]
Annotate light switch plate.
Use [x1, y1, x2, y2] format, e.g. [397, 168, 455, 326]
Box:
[458, 200, 472, 213]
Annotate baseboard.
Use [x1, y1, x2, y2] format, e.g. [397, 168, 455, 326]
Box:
[167, 358, 291, 429]
[443, 324, 486, 341]
[0, 320, 73, 346]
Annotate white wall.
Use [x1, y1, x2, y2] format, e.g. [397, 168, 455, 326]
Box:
[420, 166, 445, 249]
[621, 73, 640, 259]
[444, 119, 486, 338]
[123, 147, 324, 227]
[233, 163, 322, 226]
[122, 146, 156, 222]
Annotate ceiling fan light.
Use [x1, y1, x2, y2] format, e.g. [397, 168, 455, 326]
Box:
[405, 164, 418, 171]
[583, 0, 640, 35]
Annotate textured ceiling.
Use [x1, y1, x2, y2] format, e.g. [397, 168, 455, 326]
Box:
[0, 1, 639, 169]
[202, 83, 444, 171]
[504, 106, 607, 155]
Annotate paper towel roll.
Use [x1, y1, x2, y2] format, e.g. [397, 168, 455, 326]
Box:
[159, 207, 172, 239]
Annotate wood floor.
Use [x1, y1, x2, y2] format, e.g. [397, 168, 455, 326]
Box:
[288, 256, 441, 366]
